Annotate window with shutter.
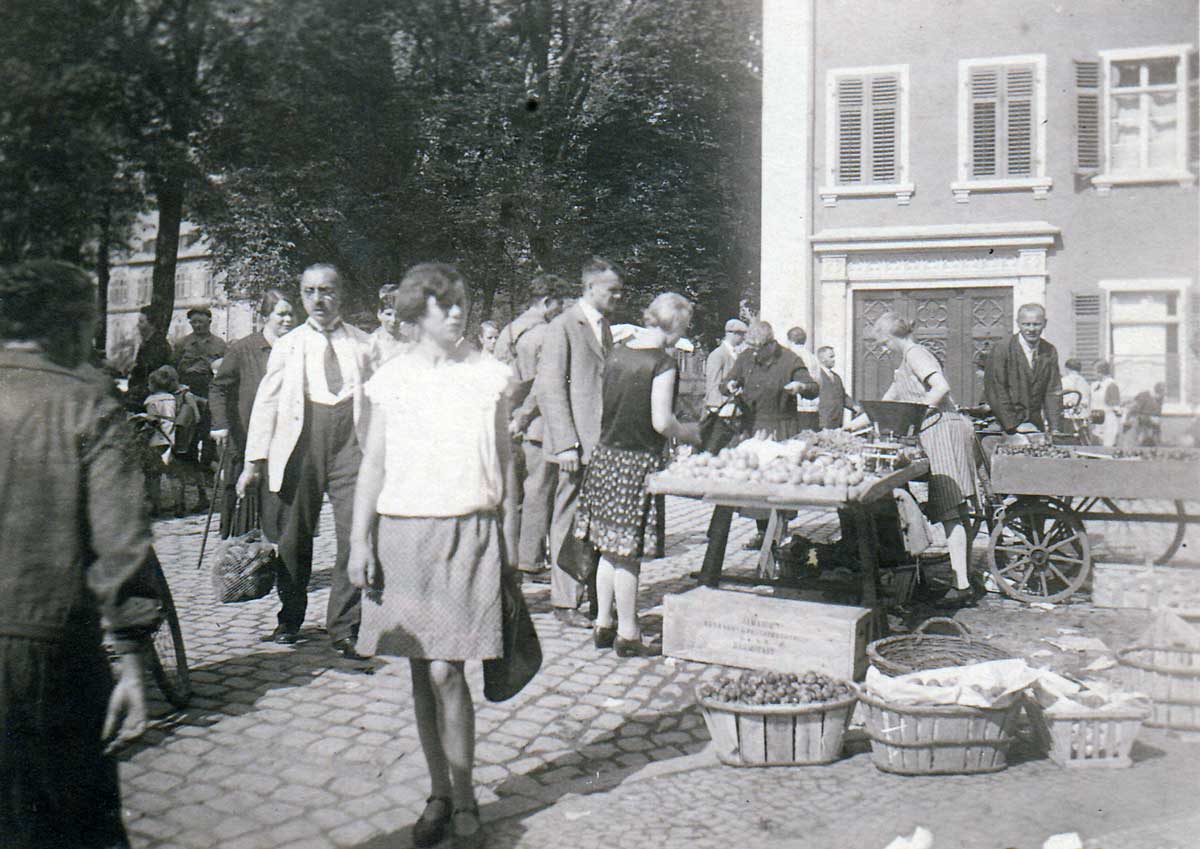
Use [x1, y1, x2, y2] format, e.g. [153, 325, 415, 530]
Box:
[1188, 51, 1198, 170]
[822, 65, 912, 205]
[1075, 60, 1102, 173]
[1093, 45, 1197, 193]
[1072, 293, 1103, 378]
[954, 55, 1049, 201]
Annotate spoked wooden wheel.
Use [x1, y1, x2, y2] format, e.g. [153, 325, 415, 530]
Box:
[1094, 498, 1189, 565]
[987, 497, 1091, 603]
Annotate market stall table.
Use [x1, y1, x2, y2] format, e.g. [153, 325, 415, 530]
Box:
[646, 459, 931, 612]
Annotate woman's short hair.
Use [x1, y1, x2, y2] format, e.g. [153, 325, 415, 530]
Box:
[387, 263, 469, 322]
[874, 311, 912, 339]
[479, 319, 499, 336]
[149, 365, 179, 393]
[257, 288, 290, 317]
[745, 320, 775, 347]
[377, 282, 400, 309]
[642, 292, 693, 337]
[1095, 360, 1112, 376]
[0, 260, 95, 342]
[1064, 358, 1082, 373]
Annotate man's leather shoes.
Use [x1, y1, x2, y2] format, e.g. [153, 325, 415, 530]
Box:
[331, 638, 368, 660]
[553, 608, 593, 629]
[262, 625, 299, 644]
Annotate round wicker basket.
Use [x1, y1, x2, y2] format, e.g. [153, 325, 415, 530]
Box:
[695, 687, 857, 767]
[867, 617, 1013, 676]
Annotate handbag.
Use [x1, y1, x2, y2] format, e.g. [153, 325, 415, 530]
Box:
[483, 571, 543, 702]
[699, 394, 750, 455]
[211, 497, 277, 603]
[556, 521, 600, 583]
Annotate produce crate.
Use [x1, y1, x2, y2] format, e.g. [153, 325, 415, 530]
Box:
[1023, 700, 1148, 768]
[1118, 646, 1200, 733]
[1092, 561, 1200, 612]
[696, 688, 856, 766]
[855, 686, 1023, 775]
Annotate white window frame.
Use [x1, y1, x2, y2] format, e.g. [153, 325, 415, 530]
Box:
[820, 64, 913, 206]
[952, 54, 1051, 202]
[1093, 44, 1197, 193]
[1098, 278, 1192, 412]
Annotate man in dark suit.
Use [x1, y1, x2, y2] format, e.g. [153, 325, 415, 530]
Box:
[535, 257, 622, 628]
[816, 345, 858, 429]
[984, 302, 1063, 434]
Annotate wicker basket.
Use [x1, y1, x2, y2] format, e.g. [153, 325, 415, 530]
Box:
[696, 687, 857, 766]
[1117, 646, 1200, 733]
[867, 617, 1013, 676]
[1024, 699, 1148, 768]
[855, 685, 1023, 775]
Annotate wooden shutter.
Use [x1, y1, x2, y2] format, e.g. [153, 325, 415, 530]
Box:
[1074, 59, 1102, 173]
[836, 77, 864, 185]
[870, 74, 899, 183]
[969, 67, 1000, 177]
[1188, 51, 1198, 169]
[1072, 293, 1104, 378]
[1006, 66, 1034, 176]
[835, 72, 900, 185]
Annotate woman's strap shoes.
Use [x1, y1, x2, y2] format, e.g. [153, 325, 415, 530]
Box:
[413, 796, 452, 848]
[615, 636, 654, 657]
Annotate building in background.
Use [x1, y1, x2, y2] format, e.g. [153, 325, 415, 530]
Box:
[105, 214, 255, 360]
[761, 0, 1199, 414]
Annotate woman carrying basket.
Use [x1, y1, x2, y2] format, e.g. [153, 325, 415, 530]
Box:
[870, 312, 981, 607]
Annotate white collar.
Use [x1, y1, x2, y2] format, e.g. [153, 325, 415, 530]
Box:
[307, 317, 343, 334]
[578, 299, 603, 327]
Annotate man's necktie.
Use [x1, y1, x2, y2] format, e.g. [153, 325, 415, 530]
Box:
[601, 319, 614, 354]
[323, 331, 344, 395]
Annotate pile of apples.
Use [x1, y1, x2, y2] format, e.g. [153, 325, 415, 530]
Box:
[666, 433, 868, 488]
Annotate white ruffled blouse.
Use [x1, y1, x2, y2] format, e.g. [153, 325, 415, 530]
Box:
[365, 351, 511, 517]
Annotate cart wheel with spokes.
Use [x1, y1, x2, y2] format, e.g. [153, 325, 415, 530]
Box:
[986, 496, 1092, 603]
[146, 550, 191, 710]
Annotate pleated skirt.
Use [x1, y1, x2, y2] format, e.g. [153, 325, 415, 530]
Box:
[917, 410, 977, 522]
[356, 513, 503, 661]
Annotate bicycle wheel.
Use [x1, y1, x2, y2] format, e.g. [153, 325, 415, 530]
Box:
[146, 552, 191, 710]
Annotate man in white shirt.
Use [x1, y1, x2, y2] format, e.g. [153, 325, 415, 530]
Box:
[786, 326, 822, 431]
[238, 264, 374, 657]
[536, 257, 622, 627]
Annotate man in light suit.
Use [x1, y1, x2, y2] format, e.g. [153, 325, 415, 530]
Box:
[238, 264, 373, 657]
[536, 257, 622, 628]
[704, 318, 748, 410]
[984, 302, 1063, 434]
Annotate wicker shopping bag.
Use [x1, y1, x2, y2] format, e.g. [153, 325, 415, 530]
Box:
[211, 497, 277, 603]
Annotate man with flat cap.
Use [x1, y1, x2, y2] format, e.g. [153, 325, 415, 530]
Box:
[174, 305, 226, 400]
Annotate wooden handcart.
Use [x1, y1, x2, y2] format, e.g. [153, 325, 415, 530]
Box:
[983, 450, 1200, 603]
[646, 460, 930, 612]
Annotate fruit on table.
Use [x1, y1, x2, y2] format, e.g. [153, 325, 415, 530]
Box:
[699, 669, 853, 706]
[665, 434, 869, 488]
[994, 443, 1073, 459]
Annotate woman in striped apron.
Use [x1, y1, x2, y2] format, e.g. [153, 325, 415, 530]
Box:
[875, 312, 981, 606]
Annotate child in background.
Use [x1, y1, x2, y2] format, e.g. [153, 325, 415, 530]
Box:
[369, 281, 416, 369]
[142, 365, 208, 517]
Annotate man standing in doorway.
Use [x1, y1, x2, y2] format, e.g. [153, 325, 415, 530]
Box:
[984, 302, 1062, 434]
[238, 264, 373, 658]
[536, 257, 622, 628]
[816, 346, 858, 430]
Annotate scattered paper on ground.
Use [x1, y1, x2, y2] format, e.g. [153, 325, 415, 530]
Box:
[883, 826, 933, 849]
[1084, 656, 1117, 671]
[1043, 832, 1083, 849]
[1042, 635, 1111, 653]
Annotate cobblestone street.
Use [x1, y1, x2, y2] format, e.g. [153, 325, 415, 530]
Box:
[128, 496, 1200, 849]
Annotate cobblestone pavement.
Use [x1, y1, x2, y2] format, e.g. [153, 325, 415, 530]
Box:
[124, 496, 1199, 849]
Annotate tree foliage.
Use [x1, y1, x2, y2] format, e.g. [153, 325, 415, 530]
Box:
[199, 0, 761, 342]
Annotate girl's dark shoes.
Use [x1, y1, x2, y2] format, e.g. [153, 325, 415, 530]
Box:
[935, 585, 984, 609]
[452, 803, 486, 849]
[413, 796, 452, 848]
[594, 625, 617, 649]
[615, 635, 649, 657]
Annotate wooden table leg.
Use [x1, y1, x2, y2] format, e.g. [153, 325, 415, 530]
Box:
[755, 509, 785, 580]
[698, 505, 733, 587]
[653, 493, 666, 559]
[852, 504, 884, 635]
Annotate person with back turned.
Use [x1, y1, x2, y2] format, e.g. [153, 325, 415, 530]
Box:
[0, 260, 160, 848]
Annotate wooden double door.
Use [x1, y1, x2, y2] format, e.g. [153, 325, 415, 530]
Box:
[852, 287, 1012, 407]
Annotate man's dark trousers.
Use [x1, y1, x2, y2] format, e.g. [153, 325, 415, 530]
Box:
[271, 398, 362, 641]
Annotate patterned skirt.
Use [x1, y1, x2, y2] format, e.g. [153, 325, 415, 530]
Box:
[356, 513, 503, 661]
[917, 410, 977, 523]
[575, 444, 663, 560]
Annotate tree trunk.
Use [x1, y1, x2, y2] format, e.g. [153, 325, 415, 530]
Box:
[150, 175, 185, 334]
[94, 197, 112, 355]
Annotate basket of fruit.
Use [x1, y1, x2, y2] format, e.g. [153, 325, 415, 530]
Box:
[867, 618, 1013, 676]
[695, 670, 857, 766]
